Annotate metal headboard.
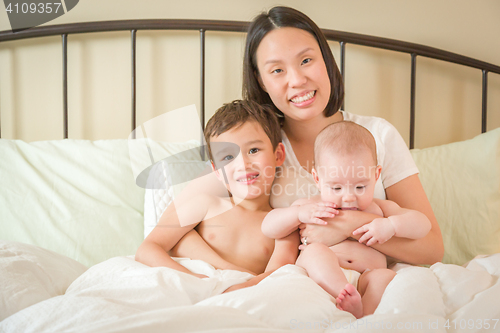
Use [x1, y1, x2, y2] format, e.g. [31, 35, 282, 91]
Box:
[1, 19, 499, 148]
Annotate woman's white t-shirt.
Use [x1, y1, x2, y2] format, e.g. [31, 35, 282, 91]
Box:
[270, 111, 419, 208]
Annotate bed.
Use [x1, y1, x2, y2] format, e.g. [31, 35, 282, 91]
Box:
[1, 19, 500, 333]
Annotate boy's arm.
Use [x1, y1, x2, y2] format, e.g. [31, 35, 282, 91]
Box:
[262, 199, 338, 239]
[223, 231, 300, 293]
[135, 194, 211, 277]
[353, 199, 431, 245]
[170, 230, 254, 274]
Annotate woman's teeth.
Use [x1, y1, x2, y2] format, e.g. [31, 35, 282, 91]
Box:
[290, 91, 315, 103]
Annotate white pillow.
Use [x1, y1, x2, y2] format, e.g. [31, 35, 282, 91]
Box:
[0, 240, 87, 320]
[410, 128, 500, 265]
[0, 139, 144, 267]
[132, 139, 207, 238]
[143, 159, 208, 238]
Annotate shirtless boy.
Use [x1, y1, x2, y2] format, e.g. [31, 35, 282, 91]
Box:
[135, 100, 299, 291]
[262, 121, 431, 318]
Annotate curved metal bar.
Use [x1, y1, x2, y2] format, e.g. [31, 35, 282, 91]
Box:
[62, 33, 68, 139]
[200, 29, 206, 159]
[1, 19, 499, 74]
[410, 53, 417, 149]
[339, 41, 346, 111]
[131, 29, 137, 137]
[482, 70, 488, 133]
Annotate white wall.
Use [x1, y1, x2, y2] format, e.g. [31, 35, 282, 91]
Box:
[1, 0, 499, 147]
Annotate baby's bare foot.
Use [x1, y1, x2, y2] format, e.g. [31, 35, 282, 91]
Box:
[336, 283, 363, 319]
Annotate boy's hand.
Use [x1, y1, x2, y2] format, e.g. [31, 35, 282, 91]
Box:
[352, 218, 395, 246]
[297, 202, 338, 225]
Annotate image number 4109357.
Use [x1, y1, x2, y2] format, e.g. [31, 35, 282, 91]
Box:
[3, 0, 79, 32]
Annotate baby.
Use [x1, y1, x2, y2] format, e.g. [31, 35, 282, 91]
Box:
[262, 121, 431, 318]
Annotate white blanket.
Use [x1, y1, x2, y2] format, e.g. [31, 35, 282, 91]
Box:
[1, 240, 499, 333]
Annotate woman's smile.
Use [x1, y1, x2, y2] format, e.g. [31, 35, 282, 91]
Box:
[256, 27, 331, 122]
[290, 90, 316, 107]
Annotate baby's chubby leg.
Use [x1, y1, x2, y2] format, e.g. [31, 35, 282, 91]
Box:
[296, 243, 362, 317]
[357, 268, 396, 316]
[296, 243, 348, 296]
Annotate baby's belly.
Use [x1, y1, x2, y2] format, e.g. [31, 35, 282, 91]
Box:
[330, 240, 387, 272]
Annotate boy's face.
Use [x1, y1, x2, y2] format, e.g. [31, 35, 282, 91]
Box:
[312, 149, 381, 211]
[210, 120, 285, 201]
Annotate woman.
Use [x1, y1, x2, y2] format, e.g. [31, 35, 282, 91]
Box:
[169, 6, 443, 267]
[241, 6, 443, 265]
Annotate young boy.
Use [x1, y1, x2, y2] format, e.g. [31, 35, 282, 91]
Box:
[262, 121, 431, 318]
[135, 100, 299, 291]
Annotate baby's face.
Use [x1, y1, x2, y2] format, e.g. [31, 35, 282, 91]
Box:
[210, 120, 284, 201]
[313, 150, 380, 211]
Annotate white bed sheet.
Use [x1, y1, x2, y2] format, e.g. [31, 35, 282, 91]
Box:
[1, 240, 499, 333]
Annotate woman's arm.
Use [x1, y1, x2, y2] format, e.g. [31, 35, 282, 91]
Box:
[378, 174, 444, 264]
[300, 175, 444, 265]
[352, 198, 432, 245]
[299, 210, 380, 246]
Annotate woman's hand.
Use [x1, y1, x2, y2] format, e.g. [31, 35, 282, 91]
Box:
[299, 220, 349, 247]
[299, 210, 381, 247]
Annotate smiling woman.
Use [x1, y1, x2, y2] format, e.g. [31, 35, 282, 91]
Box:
[240, 6, 444, 266]
[256, 27, 333, 123]
[1, 1, 500, 329]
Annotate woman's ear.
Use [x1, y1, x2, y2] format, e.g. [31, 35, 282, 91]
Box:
[274, 142, 286, 166]
[256, 71, 267, 92]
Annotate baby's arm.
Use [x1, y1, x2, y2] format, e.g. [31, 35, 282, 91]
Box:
[224, 231, 300, 293]
[262, 198, 338, 239]
[135, 194, 212, 277]
[353, 199, 432, 246]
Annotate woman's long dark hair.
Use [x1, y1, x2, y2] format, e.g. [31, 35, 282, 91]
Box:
[242, 6, 344, 119]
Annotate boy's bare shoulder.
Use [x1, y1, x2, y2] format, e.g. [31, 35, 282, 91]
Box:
[197, 194, 235, 220]
[291, 195, 322, 207]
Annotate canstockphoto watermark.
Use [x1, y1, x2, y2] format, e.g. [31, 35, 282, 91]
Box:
[290, 318, 425, 330]
[3, 0, 79, 32]
[290, 318, 500, 331]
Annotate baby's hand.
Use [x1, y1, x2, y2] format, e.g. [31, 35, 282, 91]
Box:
[352, 218, 395, 246]
[297, 202, 338, 225]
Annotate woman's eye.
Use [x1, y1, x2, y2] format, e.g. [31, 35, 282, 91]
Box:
[249, 148, 260, 154]
[271, 68, 283, 74]
[222, 155, 234, 161]
[302, 58, 312, 65]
